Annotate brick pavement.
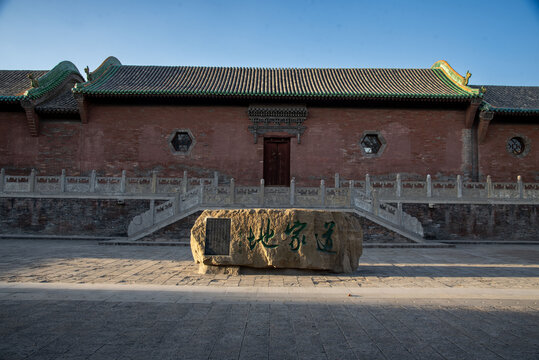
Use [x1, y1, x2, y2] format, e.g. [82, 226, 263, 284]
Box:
[0, 239, 538, 359]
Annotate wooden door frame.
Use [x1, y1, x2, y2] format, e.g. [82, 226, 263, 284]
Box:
[263, 136, 291, 186]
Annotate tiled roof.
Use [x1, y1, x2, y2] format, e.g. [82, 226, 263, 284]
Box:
[24, 61, 82, 100]
[87, 56, 121, 82]
[74, 62, 480, 101]
[0, 62, 83, 117]
[0, 70, 48, 102]
[35, 88, 79, 115]
[472, 85, 539, 114]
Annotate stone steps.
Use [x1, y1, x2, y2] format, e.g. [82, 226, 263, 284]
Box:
[127, 205, 425, 244]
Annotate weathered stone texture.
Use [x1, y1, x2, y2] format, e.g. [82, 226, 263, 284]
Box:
[0, 198, 150, 236]
[191, 209, 363, 273]
[142, 211, 410, 243]
[403, 203, 539, 240]
[357, 216, 415, 243]
[143, 211, 203, 242]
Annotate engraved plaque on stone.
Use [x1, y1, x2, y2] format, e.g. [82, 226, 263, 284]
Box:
[204, 218, 231, 255]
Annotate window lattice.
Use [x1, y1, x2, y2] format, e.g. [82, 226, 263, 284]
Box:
[171, 132, 193, 152]
[361, 134, 382, 154]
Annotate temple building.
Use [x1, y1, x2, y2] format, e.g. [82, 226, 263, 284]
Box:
[1, 57, 537, 183]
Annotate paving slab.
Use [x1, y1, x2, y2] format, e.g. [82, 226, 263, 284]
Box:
[0, 238, 537, 359]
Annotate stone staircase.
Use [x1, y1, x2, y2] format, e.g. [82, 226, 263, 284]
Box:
[127, 184, 424, 243]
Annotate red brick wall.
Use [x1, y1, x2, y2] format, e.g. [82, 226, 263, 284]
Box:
[78, 104, 470, 184]
[0, 112, 37, 173]
[79, 104, 261, 182]
[0, 112, 82, 175]
[478, 121, 539, 181]
[6, 105, 535, 183]
[294, 107, 467, 184]
[1, 105, 470, 182]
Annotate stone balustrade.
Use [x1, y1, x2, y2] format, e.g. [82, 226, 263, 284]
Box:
[126, 181, 425, 241]
[1, 168, 538, 202]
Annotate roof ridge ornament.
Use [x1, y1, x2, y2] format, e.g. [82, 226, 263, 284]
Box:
[84, 66, 92, 81]
[464, 71, 471, 85]
[74, 56, 121, 91]
[27, 73, 39, 88]
[24, 61, 82, 99]
[431, 60, 479, 95]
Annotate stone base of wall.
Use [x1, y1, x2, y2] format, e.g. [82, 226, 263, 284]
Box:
[1, 198, 537, 242]
[0, 198, 151, 237]
[402, 203, 539, 241]
[143, 211, 203, 242]
[357, 217, 414, 243]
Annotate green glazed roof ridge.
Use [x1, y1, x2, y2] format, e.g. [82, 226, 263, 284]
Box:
[25, 61, 81, 100]
[431, 60, 480, 96]
[480, 99, 539, 113]
[433, 69, 478, 97]
[73, 56, 121, 93]
[489, 105, 539, 113]
[89, 56, 121, 82]
[74, 65, 121, 93]
[0, 95, 24, 101]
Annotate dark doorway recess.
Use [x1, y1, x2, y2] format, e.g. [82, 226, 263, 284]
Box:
[263, 137, 290, 186]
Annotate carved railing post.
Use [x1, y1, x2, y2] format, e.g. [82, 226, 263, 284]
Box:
[397, 202, 403, 225]
[396, 173, 401, 198]
[372, 189, 379, 216]
[120, 170, 126, 193]
[487, 175, 492, 198]
[199, 179, 204, 204]
[151, 171, 157, 194]
[60, 169, 66, 193]
[213, 171, 219, 187]
[230, 178, 235, 205]
[348, 180, 354, 207]
[335, 173, 340, 188]
[0, 168, 4, 193]
[175, 192, 182, 214]
[426, 174, 432, 198]
[517, 175, 523, 199]
[365, 174, 371, 197]
[182, 171, 188, 193]
[29, 169, 36, 192]
[457, 175, 462, 198]
[0, 168, 6, 193]
[150, 200, 155, 225]
[259, 179, 265, 206]
[290, 177, 295, 206]
[320, 179, 325, 206]
[90, 170, 96, 193]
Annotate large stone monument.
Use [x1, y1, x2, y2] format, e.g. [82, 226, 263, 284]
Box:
[190, 209, 363, 273]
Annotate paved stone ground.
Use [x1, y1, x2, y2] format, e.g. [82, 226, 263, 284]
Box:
[0, 239, 538, 359]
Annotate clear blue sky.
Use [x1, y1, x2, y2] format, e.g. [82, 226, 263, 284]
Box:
[0, 0, 538, 85]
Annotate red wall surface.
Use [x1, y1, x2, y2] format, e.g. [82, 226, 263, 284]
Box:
[2, 104, 535, 184]
[79, 104, 470, 184]
[293, 107, 467, 184]
[0, 112, 82, 175]
[478, 121, 539, 181]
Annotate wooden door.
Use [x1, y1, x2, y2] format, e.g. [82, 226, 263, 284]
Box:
[263, 138, 290, 186]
